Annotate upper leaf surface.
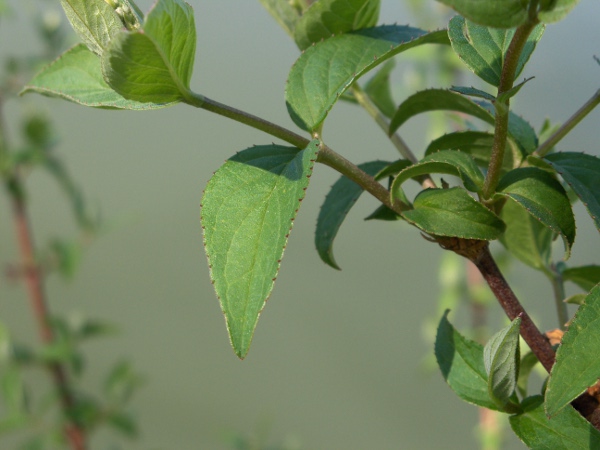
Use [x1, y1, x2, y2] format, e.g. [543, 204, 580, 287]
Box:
[315, 160, 389, 270]
[538, 0, 580, 23]
[102, 0, 196, 103]
[294, 0, 380, 50]
[21, 44, 173, 110]
[201, 141, 320, 359]
[494, 167, 575, 258]
[286, 26, 449, 132]
[436, 0, 528, 28]
[546, 283, 600, 417]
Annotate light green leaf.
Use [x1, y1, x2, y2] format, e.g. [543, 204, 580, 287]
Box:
[363, 59, 396, 118]
[436, 0, 528, 28]
[511, 396, 600, 449]
[546, 283, 600, 417]
[259, 0, 301, 37]
[448, 15, 544, 87]
[294, 0, 380, 50]
[401, 187, 505, 240]
[316, 160, 390, 270]
[59, 0, 122, 56]
[517, 351, 541, 398]
[102, 0, 196, 103]
[564, 293, 587, 305]
[494, 167, 575, 258]
[538, 0, 580, 23]
[483, 317, 521, 412]
[21, 44, 172, 109]
[562, 265, 600, 292]
[500, 198, 553, 271]
[435, 310, 500, 410]
[201, 141, 320, 359]
[543, 152, 600, 233]
[286, 26, 449, 132]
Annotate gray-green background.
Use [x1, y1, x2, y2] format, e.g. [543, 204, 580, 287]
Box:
[1, 1, 599, 448]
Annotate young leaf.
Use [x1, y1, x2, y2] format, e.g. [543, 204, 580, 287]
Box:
[545, 283, 600, 417]
[401, 187, 505, 240]
[435, 310, 500, 410]
[21, 44, 173, 109]
[259, 0, 301, 38]
[448, 15, 544, 87]
[500, 198, 553, 271]
[483, 317, 522, 412]
[201, 141, 320, 359]
[286, 26, 449, 132]
[315, 160, 390, 270]
[510, 396, 600, 449]
[293, 0, 380, 50]
[494, 167, 575, 258]
[436, 0, 528, 28]
[102, 0, 196, 103]
[562, 265, 600, 292]
[542, 152, 600, 232]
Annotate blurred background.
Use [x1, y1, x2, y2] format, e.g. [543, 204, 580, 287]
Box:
[1, 0, 599, 448]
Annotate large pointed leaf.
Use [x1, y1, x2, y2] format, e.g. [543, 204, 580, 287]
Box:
[102, 0, 196, 103]
[293, 0, 380, 50]
[435, 311, 499, 410]
[448, 15, 544, 87]
[436, 0, 528, 28]
[511, 396, 600, 449]
[494, 167, 575, 258]
[201, 141, 320, 359]
[543, 152, 600, 232]
[21, 44, 173, 110]
[401, 187, 505, 240]
[286, 26, 449, 132]
[562, 265, 600, 292]
[545, 283, 600, 417]
[259, 0, 301, 38]
[315, 160, 389, 270]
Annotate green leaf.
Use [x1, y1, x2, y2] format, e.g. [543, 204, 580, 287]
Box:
[436, 0, 528, 28]
[201, 141, 320, 359]
[286, 26, 449, 132]
[483, 317, 521, 412]
[316, 160, 389, 270]
[363, 59, 396, 118]
[510, 396, 600, 449]
[1, 366, 25, 414]
[59, 0, 122, 56]
[435, 310, 500, 410]
[517, 351, 541, 398]
[448, 15, 544, 87]
[102, 0, 196, 103]
[543, 152, 600, 233]
[494, 167, 575, 258]
[450, 85, 495, 101]
[564, 293, 587, 305]
[391, 150, 485, 197]
[293, 0, 380, 50]
[562, 265, 600, 292]
[21, 44, 173, 109]
[545, 283, 600, 417]
[538, 0, 580, 23]
[259, 0, 301, 37]
[478, 101, 538, 155]
[401, 187, 505, 240]
[500, 198, 553, 270]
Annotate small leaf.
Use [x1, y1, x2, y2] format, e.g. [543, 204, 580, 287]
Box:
[102, 0, 196, 103]
[401, 187, 505, 240]
[259, 0, 301, 37]
[483, 317, 522, 412]
[21, 44, 173, 109]
[546, 283, 600, 417]
[201, 141, 320, 359]
[510, 396, 600, 449]
[436, 0, 528, 28]
[564, 293, 587, 305]
[293, 0, 380, 50]
[286, 26, 449, 132]
[450, 85, 495, 101]
[494, 167, 575, 258]
[316, 160, 389, 270]
[500, 198, 553, 271]
[562, 265, 600, 292]
[543, 152, 600, 233]
[538, 0, 580, 24]
[448, 15, 544, 87]
[435, 310, 499, 410]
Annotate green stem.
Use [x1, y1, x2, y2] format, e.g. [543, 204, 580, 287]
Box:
[533, 89, 600, 158]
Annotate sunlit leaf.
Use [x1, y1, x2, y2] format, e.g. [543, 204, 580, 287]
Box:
[436, 0, 528, 28]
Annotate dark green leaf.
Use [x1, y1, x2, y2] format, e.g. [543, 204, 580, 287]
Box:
[316, 160, 389, 270]
[494, 167, 575, 258]
[450, 85, 495, 101]
[293, 0, 380, 50]
[402, 187, 505, 240]
[21, 44, 173, 109]
[546, 283, 600, 417]
[510, 396, 600, 449]
[201, 141, 320, 359]
[259, 0, 301, 37]
[435, 310, 499, 410]
[286, 26, 449, 132]
[483, 317, 521, 412]
[562, 265, 600, 292]
[436, 0, 528, 28]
